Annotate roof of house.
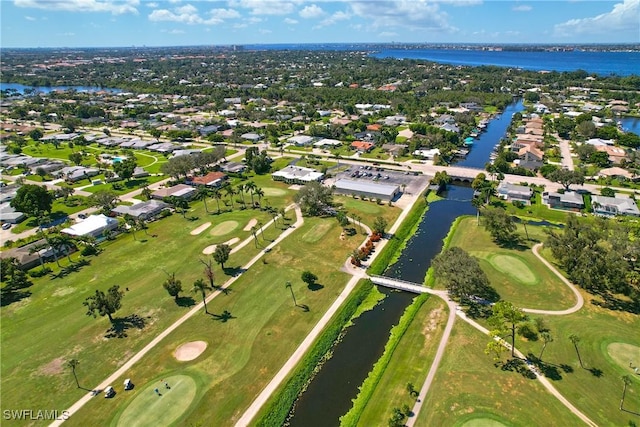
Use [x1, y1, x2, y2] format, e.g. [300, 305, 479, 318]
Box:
[598, 167, 633, 179]
[288, 135, 314, 145]
[592, 195, 640, 215]
[334, 179, 399, 197]
[151, 184, 196, 199]
[61, 214, 118, 237]
[111, 200, 170, 217]
[545, 191, 584, 205]
[313, 138, 342, 147]
[498, 182, 533, 197]
[351, 140, 374, 150]
[190, 171, 227, 186]
[272, 165, 324, 182]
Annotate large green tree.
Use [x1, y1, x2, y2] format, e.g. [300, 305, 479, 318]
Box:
[89, 190, 120, 214]
[294, 181, 333, 216]
[213, 244, 231, 269]
[83, 285, 124, 324]
[162, 272, 182, 301]
[487, 301, 527, 357]
[482, 207, 517, 244]
[547, 169, 585, 191]
[432, 247, 495, 302]
[10, 184, 53, 217]
[113, 157, 137, 181]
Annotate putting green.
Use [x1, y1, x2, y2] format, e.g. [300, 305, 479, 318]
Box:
[607, 342, 640, 373]
[461, 418, 509, 427]
[116, 374, 197, 427]
[301, 222, 332, 243]
[262, 187, 286, 196]
[209, 221, 239, 236]
[487, 254, 538, 286]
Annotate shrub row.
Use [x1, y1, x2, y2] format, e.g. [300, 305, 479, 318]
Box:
[339, 293, 429, 427]
[255, 279, 374, 427]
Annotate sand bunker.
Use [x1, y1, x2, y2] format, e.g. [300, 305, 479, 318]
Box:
[174, 341, 207, 361]
[243, 218, 258, 231]
[190, 222, 211, 235]
[262, 187, 286, 196]
[202, 237, 241, 255]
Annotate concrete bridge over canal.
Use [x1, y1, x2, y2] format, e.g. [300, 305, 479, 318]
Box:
[369, 275, 429, 294]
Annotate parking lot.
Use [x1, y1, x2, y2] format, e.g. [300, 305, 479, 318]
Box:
[327, 164, 428, 196]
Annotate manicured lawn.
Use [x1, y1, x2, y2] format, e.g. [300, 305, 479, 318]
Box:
[445, 218, 575, 310]
[334, 196, 400, 231]
[23, 143, 78, 162]
[501, 192, 574, 224]
[414, 321, 583, 427]
[81, 176, 166, 195]
[360, 147, 390, 160]
[516, 283, 640, 427]
[64, 217, 365, 426]
[356, 296, 448, 426]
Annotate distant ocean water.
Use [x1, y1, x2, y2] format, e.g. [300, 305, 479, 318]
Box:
[371, 49, 640, 76]
[245, 44, 639, 76]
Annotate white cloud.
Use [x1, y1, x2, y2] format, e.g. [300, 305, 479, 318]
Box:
[554, 0, 639, 37]
[300, 4, 324, 18]
[284, 17, 298, 24]
[379, 31, 398, 38]
[247, 17, 263, 23]
[24, 15, 36, 20]
[319, 10, 349, 27]
[512, 5, 532, 12]
[14, 0, 139, 15]
[230, 0, 296, 16]
[146, 2, 158, 7]
[349, 1, 456, 33]
[149, 4, 239, 25]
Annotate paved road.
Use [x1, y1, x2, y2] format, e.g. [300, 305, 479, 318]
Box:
[556, 133, 575, 171]
[50, 204, 303, 427]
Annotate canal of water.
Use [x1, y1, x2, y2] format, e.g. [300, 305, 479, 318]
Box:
[287, 100, 521, 426]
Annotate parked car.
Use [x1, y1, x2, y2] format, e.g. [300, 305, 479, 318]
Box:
[2, 223, 11, 230]
[78, 213, 87, 219]
[124, 379, 133, 390]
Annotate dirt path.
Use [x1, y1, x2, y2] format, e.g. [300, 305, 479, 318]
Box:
[50, 205, 304, 427]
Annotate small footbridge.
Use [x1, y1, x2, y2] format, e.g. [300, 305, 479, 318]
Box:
[369, 275, 429, 294]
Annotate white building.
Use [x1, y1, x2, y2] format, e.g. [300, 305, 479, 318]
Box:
[272, 165, 324, 184]
[61, 214, 119, 238]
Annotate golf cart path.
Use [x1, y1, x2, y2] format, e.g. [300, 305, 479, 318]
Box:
[408, 242, 592, 426]
[524, 243, 584, 315]
[50, 204, 303, 427]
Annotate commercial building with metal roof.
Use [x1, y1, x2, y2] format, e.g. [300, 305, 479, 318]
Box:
[333, 179, 400, 201]
[272, 165, 324, 185]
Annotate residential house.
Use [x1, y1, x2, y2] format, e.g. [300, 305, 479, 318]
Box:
[440, 123, 460, 134]
[187, 171, 227, 187]
[0, 238, 54, 270]
[497, 182, 533, 204]
[272, 165, 324, 184]
[221, 162, 247, 174]
[241, 133, 263, 143]
[61, 214, 119, 238]
[313, 138, 342, 148]
[592, 195, 640, 217]
[351, 141, 375, 153]
[198, 125, 220, 136]
[111, 200, 170, 220]
[288, 135, 314, 146]
[542, 191, 584, 211]
[151, 184, 196, 200]
[382, 144, 408, 157]
[413, 148, 440, 160]
[55, 166, 100, 182]
[598, 167, 635, 180]
[0, 202, 25, 224]
[147, 142, 180, 153]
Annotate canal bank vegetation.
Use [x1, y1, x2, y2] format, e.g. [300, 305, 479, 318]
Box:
[254, 279, 373, 427]
[339, 293, 429, 426]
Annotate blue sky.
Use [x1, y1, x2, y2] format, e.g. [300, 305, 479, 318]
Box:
[1, 0, 638, 48]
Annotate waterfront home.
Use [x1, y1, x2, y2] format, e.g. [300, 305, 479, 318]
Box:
[592, 195, 640, 217]
[497, 182, 533, 205]
[542, 191, 584, 211]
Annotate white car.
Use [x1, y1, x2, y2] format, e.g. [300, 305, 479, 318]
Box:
[2, 223, 11, 230]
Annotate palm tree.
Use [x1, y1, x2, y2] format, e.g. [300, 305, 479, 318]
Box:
[224, 185, 235, 210]
[472, 196, 484, 225]
[192, 278, 212, 314]
[196, 185, 211, 214]
[569, 334, 584, 368]
[620, 375, 632, 410]
[211, 188, 222, 213]
[50, 233, 74, 264]
[245, 181, 257, 207]
[124, 214, 138, 241]
[250, 226, 259, 247]
[237, 183, 247, 209]
[257, 220, 265, 240]
[539, 331, 553, 360]
[285, 281, 297, 306]
[254, 187, 264, 206]
[66, 359, 80, 388]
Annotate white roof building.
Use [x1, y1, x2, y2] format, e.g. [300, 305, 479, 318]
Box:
[333, 179, 400, 201]
[272, 165, 324, 184]
[288, 135, 314, 146]
[61, 214, 119, 237]
[314, 138, 342, 147]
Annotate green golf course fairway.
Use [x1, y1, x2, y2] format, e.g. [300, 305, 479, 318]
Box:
[487, 254, 538, 286]
[116, 375, 197, 427]
[209, 220, 239, 236]
[607, 342, 640, 373]
[262, 187, 287, 196]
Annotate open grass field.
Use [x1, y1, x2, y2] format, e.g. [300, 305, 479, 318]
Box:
[445, 218, 575, 310]
[502, 193, 574, 224]
[355, 296, 448, 426]
[64, 216, 367, 426]
[1, 171, 400, 425]
[414, 320, 584, 427]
